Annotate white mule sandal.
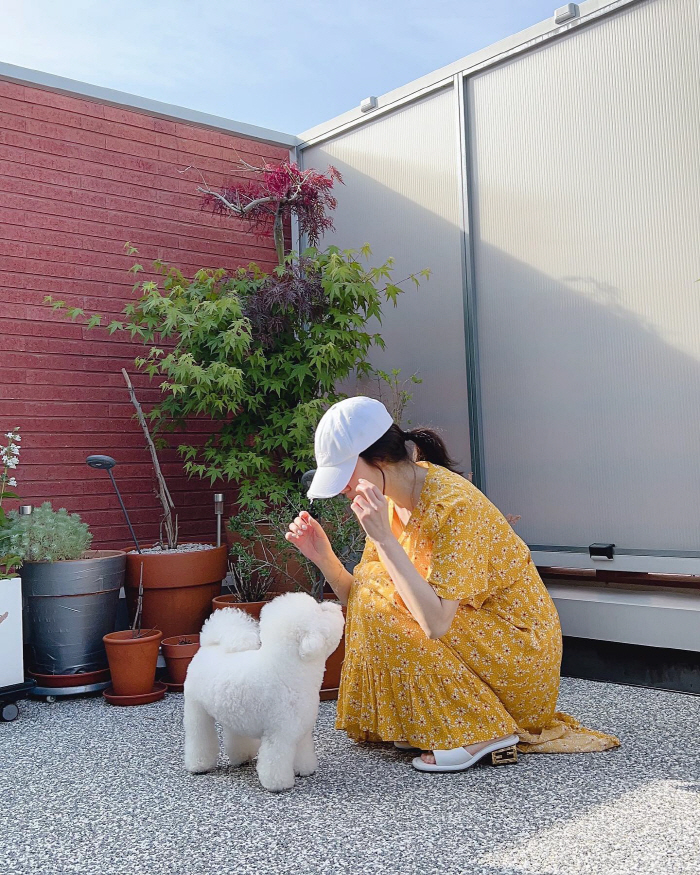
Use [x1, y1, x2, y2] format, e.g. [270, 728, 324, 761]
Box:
[412, 734, 520, 772]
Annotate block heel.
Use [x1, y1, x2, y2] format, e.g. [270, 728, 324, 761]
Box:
[489, 744, 518, 765]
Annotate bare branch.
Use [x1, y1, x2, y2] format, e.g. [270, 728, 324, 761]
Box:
[122, 368, 177, 549]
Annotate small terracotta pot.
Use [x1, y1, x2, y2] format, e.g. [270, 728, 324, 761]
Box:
[125, 545, 227, 640]
[161, 634, 200, 685]
[211, 593, 277, 620]
[103, 629, 162, 697]
[321, 595, 347, 699]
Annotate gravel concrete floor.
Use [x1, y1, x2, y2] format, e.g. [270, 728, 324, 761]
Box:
[1, 677, 699, 875]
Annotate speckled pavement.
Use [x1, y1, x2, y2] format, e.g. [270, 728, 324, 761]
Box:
[2, 678, 698, 875]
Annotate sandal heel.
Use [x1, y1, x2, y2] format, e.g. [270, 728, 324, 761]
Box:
[490, 745, 518, 765]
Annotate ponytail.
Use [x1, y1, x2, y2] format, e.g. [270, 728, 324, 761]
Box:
[401, 427, 461, 474]
[360, 423, 462, 475]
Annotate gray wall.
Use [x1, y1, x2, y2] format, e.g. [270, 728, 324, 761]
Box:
[301, 88, 472, 472]
[468, 0, 700, 552]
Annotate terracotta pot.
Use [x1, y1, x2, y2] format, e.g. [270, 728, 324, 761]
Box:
[103, 629, 162, 697]
[161, 634, 200, 685]
[125, 545, 228, 640]
[211, 593, 277, 620]
[211, 591, 347, 697]
[320, 597, 347, 699]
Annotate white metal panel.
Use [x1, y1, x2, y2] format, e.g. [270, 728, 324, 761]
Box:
[468, 0, 700, 562]
[298, 0, 638, 147]
[547, 583, 700, 651]
[301, 89, 472, 470]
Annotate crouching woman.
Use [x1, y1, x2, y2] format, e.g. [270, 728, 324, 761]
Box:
[286, 397, 619, 772]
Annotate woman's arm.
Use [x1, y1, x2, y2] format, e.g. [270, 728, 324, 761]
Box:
[352, 481, 460, 639]
[285, 510, 353, 605]
[375, 539, 460, 639]
[316, 555, 353, 606]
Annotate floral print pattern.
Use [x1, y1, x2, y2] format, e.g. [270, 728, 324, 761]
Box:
[336, 463, 620, 754]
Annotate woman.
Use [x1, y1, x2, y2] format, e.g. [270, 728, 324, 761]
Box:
[286, 396, 619, 772]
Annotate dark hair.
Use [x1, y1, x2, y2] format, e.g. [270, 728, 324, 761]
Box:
[359, 423, 462, 474]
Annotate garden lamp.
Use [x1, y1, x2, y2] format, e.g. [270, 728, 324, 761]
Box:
[86, 455, 141, 553]
[301, 469, 316, 491]
[214, 493, 224, 548]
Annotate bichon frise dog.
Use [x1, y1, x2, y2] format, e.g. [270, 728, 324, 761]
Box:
[183, 592, 345, 792]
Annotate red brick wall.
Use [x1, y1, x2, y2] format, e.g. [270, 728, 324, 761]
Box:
[0, 78, 290, 549]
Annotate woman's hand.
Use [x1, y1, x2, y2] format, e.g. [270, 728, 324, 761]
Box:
[285, 510, 334, 567]
[351, 480, 395, 547]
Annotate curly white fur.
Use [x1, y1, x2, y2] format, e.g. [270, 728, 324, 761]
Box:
[183, 592, 345, 793]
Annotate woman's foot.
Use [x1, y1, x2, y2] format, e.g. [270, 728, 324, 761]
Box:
[419, 734, 513, 765]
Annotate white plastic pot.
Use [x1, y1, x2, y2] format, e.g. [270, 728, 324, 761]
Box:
[0, 576, 24, 688]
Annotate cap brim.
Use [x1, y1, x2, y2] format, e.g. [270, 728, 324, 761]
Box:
[306, 457, 357, 500]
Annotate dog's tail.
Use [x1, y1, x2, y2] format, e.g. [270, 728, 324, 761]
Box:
[199, 607, 261, 653]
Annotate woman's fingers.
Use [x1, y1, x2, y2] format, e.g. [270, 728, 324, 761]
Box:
[351, 495, 371, 517]
[290, 515, 309, 533]
[356, 480, 382, 510]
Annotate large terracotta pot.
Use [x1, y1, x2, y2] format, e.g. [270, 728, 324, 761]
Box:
[161, 634, 200, 685]
[321, 595, 347, 700]
[211, 593, 278, 620]
[125, 545, 227, 641]
[103, 629, 162, 696]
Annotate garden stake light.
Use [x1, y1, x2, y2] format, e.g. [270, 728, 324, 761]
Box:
[86, 455, 141, 554]
[214, 493, 224, 548]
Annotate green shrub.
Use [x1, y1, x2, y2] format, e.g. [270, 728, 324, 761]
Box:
[1, 502, 92, 563]
[47, 244, 428, 512]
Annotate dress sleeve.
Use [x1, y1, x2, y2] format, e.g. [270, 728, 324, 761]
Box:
[427, 501, 491, 608]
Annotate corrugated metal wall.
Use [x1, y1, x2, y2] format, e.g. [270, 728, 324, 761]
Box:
[0, 78, 289, 549]
[301, 88, 472, 472]
[467, 0, 700, 553]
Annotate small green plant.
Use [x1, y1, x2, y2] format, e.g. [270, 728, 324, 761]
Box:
[371, 368, 423, 426]
[0, 428, 22, 578]
[226, 489, 364, 602]
[1, 502, 92, 563]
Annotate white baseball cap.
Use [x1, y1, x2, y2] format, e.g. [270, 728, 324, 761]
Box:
[306, 396, 394, 499]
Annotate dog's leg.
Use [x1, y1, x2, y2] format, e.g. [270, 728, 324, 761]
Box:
[224, 729, 260, 767]
[293, 729, 317, 777]
[183, 696, 219, 774]
[256, 734, 297, 792]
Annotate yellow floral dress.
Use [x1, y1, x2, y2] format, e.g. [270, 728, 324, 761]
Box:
[336, 462, 620, 754]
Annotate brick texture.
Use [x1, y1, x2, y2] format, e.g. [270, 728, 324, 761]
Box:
[0, 80, 290, 549]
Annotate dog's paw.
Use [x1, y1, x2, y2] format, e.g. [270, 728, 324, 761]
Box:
[259, 775, 296, 792]
[294, 756, 318, 777]
[294, 765, 317, 778]
[184, 757, 217, 775]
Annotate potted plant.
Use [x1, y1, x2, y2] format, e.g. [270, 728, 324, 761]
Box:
[2, 502, 126, 686]
[46, 165, 426, 661]
[0, 428, 24, 691]
[118, 369, 227, 641]
[161, 634, 200, 690]
[103, 564, 164, 704]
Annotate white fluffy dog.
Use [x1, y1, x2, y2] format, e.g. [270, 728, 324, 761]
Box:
[183, 592, 345, 792]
